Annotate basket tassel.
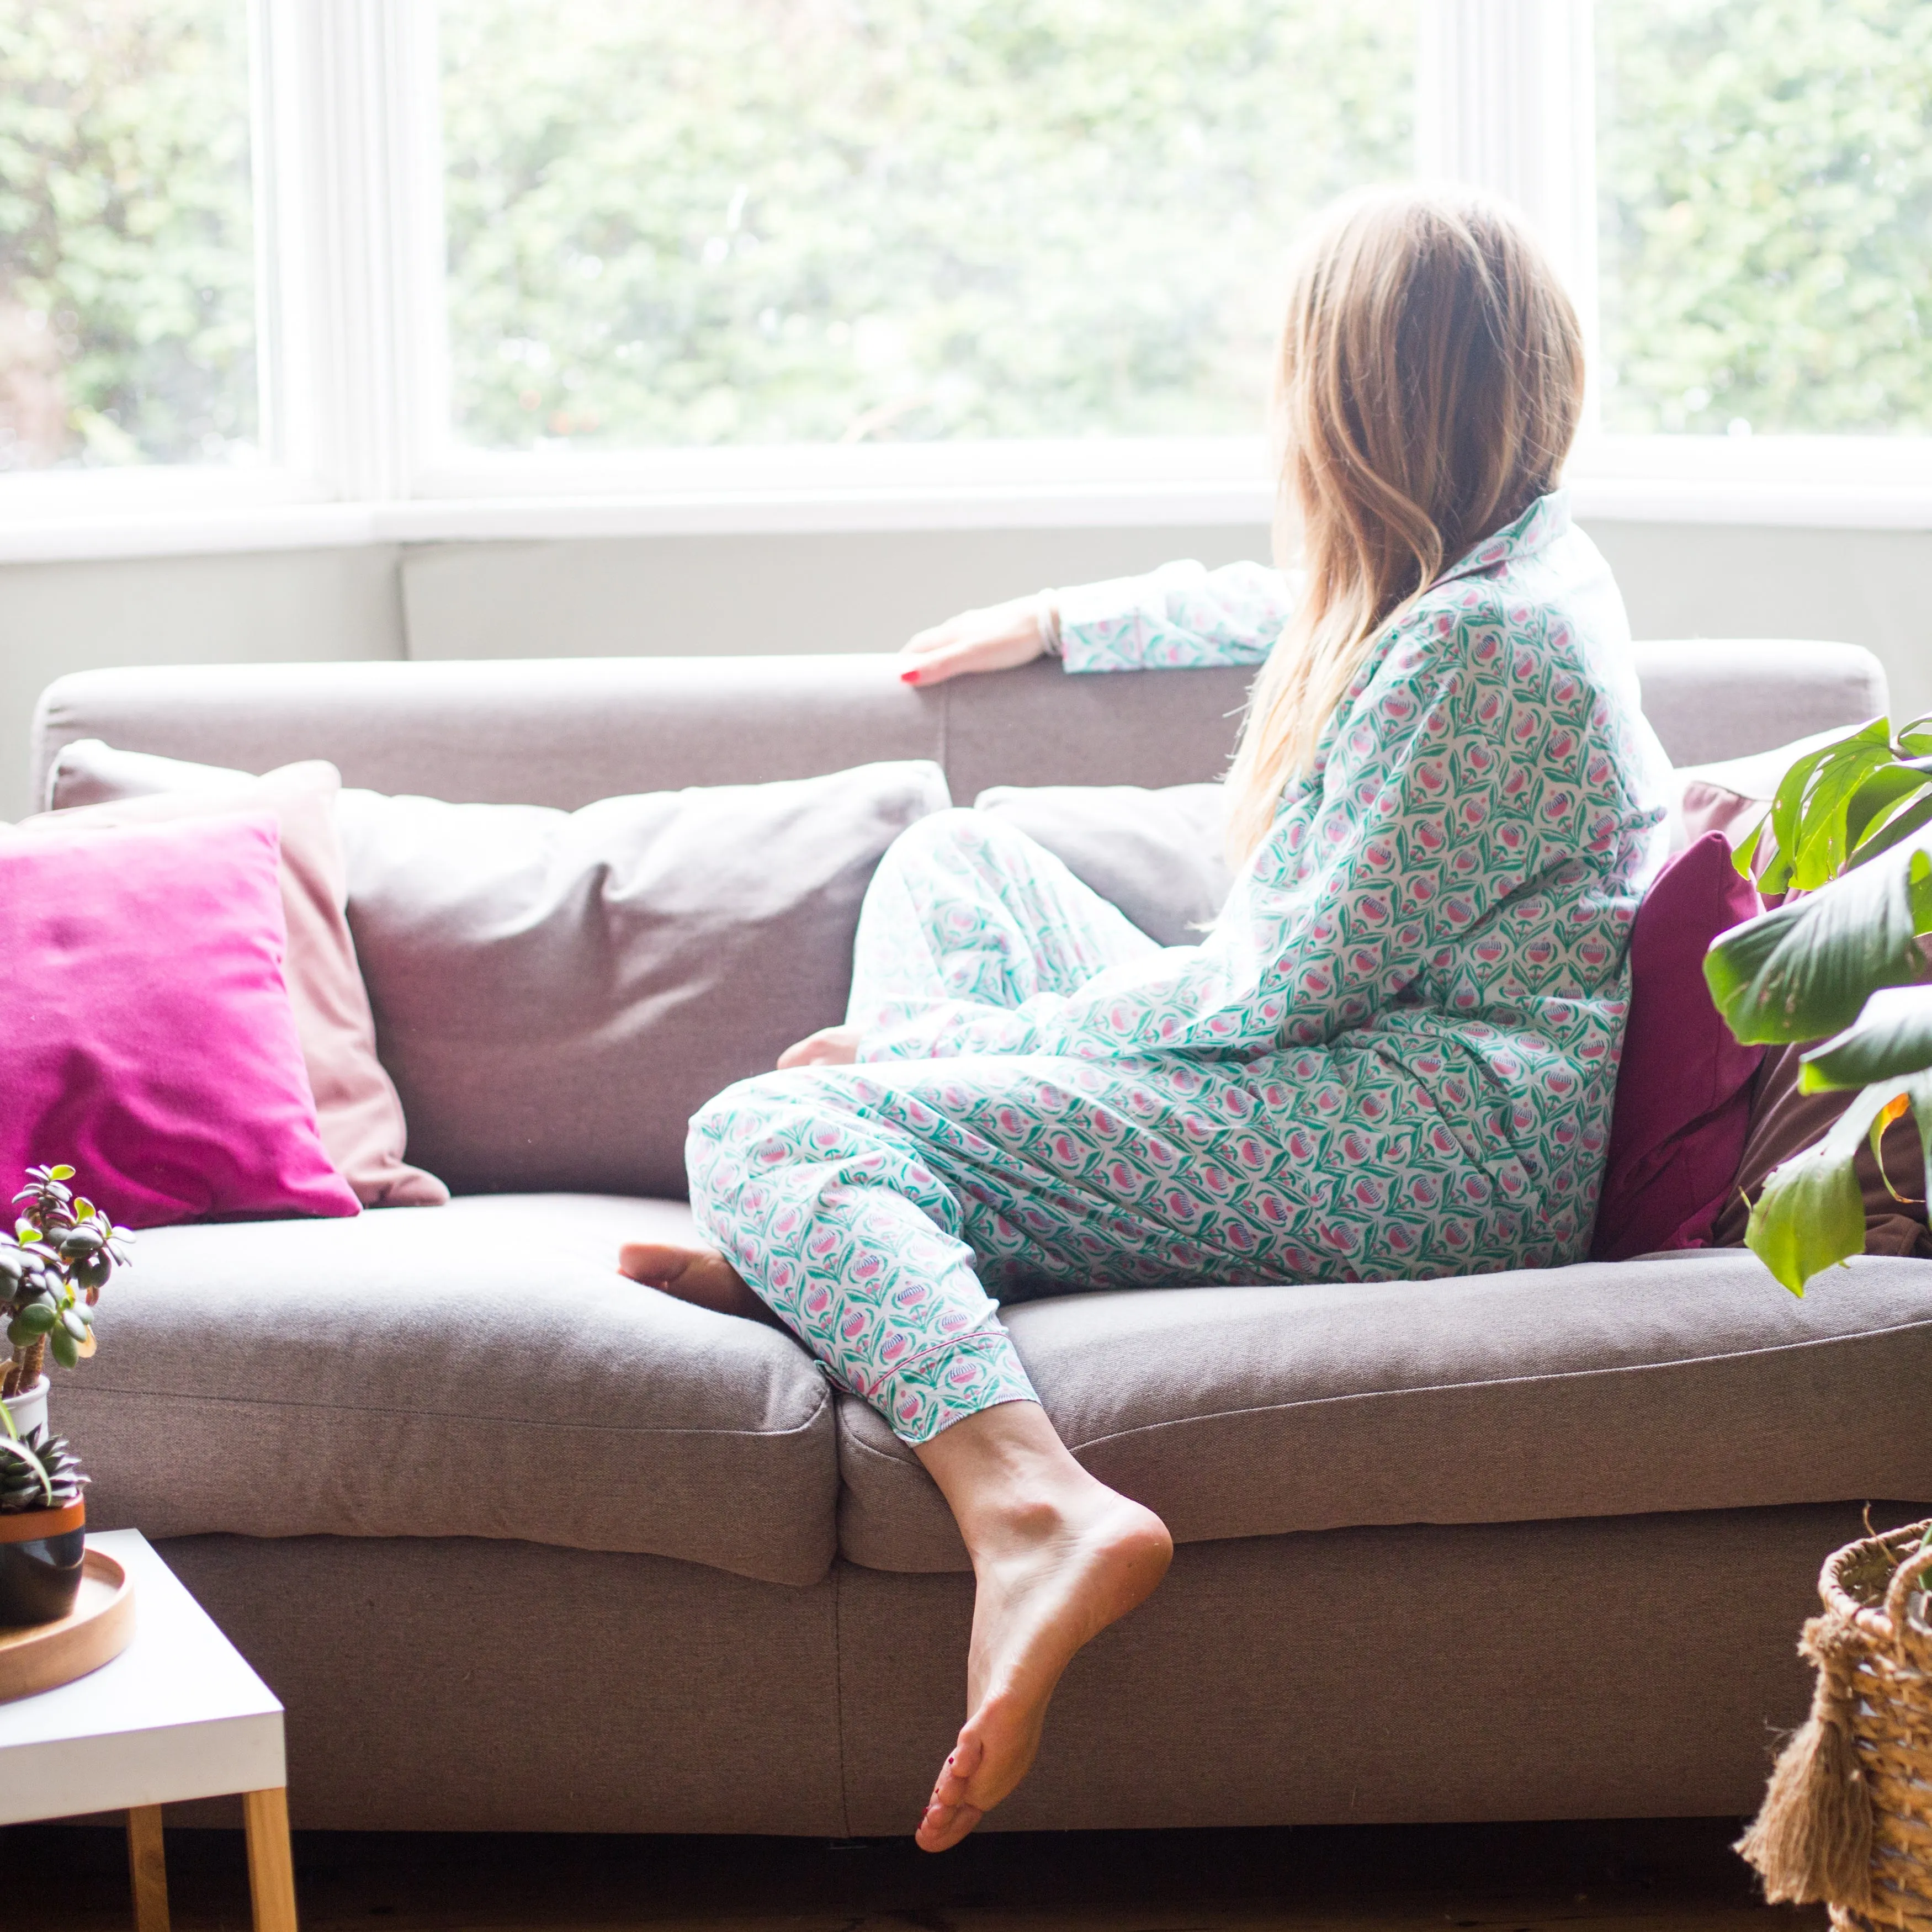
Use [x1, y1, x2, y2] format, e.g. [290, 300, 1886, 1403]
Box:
[1736, 1613, 1873, 1910]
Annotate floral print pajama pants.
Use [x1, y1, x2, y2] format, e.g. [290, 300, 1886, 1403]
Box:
[687, 811, 1546, 1446]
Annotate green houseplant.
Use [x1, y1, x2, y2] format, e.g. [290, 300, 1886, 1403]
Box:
[0, 1164, 129, 1627]
[1704, 715, 1932, 1293]
[2, 1164, 126, 1390]
[1714, 719, 1932, 1919]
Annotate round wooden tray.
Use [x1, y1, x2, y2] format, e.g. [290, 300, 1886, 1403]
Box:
[0, 1549, 134, 1704]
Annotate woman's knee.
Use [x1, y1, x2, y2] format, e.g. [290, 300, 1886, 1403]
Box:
[881, 805, 979, 875]
[879, 809, 1061, 928]
[884, 805, 1044, 882]
[687, 1073, 782, 1191]
[690, 1071, 803, 1156]
[686, 1067, 874, 1184]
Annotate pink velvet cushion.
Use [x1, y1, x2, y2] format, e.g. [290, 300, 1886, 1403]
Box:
[1591, 832, 1764, 1261]
[27, 747, 447, 1209]
[0, 813, 361, 1229]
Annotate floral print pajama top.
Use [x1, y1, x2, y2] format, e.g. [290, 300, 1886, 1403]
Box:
[687, 491, 1672, 1445]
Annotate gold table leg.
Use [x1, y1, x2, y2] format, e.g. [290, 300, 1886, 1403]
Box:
[126, 1804, 170, 1932]
[242, 1786, 299, 1932]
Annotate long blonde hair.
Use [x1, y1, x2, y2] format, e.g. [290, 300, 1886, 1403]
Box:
[1223, 187, 1585, 862]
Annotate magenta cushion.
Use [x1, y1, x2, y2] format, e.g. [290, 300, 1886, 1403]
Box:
[1591, 831, 1764, 1261]
[0, 813, 360, 1229]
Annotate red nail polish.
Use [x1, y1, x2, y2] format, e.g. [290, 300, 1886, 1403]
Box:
[900, 668, 920, 684]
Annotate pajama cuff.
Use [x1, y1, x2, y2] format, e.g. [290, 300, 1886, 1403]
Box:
[868, 1329, 1039, 1447]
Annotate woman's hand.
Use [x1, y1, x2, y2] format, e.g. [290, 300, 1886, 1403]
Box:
[777, 1025, 863, 1069]
[898, 592, 1054, 687]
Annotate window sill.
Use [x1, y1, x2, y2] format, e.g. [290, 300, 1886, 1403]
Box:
[3, 436, 1932, 562]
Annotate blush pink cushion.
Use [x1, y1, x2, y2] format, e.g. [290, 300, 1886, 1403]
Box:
[28, 746, 447, 1209]
[1591, 832, 1765, 1261]
[0, 813, 361, 1228]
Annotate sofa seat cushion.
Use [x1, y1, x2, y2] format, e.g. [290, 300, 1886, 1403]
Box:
[836, 1249, 1932, 1572]
[66, 1194, 838, 1586]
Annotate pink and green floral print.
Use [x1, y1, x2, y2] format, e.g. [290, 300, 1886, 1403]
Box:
[686, 492, 1673, 1446]
[1054, 556, 1295, 672]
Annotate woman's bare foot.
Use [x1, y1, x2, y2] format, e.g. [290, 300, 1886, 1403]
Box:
[912, 1403, 1172, 1853]
[617, 1240, 784, 1328]
[777, 1024, 862, 1069]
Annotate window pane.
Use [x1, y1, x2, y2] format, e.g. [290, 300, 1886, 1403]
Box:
[439, 0, 1414, 449]
[0, 0, 258, 471]
[1597, 0, 1932, 437]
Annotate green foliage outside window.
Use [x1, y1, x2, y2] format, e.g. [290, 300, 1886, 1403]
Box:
[3, 0, 1930, 465]
[438, 0, 1415, 449]
[1599, 0, 1932, 436]
[0, 0, 256, 470]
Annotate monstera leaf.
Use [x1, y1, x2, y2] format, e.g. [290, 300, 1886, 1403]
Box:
[1702, 716, 1932, 1294]
[1703, 829, 1932, 1045]
[1801, 985, 1932, 1091]
[1740, 713, 1932, 894]
[1742, 1075, 1932, 1294]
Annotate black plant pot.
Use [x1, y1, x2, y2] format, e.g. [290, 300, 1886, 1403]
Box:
[0, 1500, 86, 1628]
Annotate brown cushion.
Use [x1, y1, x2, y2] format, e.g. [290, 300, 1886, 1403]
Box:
[64, 1193, 840, 1586]
[1710, 1042, 1932, 1256]
[334, 761, 949, 1195]
[835, 1250, 1932, 1572]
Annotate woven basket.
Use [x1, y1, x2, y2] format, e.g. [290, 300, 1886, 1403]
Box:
[1740, 1518, 1932, 1929]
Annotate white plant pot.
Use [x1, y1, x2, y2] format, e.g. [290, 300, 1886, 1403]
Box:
[1, 1376, 48, 1441]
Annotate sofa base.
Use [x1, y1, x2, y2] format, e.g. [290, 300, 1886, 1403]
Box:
[157, 1500, 1906, 1836]
[161, 1532, 846, 1835]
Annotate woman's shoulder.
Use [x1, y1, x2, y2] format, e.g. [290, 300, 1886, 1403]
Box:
[1366, 516, 1668, 814]
[1388, 514, 1632, 705]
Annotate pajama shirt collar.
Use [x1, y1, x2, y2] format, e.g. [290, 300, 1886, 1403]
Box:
[1430, 489, 1573, 592]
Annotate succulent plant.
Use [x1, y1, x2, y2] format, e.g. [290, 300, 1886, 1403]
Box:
[1, 1164, 131, 1399]
[0, 1423, 87, 1515]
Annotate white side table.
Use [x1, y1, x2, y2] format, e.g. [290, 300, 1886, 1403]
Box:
[0, 1529, 295, 1931]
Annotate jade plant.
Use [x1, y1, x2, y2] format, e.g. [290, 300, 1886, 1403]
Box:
[0, 1164, 125, 1516]
[1705, 715, 1932, 1292]
[0, 1163, 129, 1400]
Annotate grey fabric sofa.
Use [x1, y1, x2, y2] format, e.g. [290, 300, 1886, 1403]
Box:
[27, 639, 1932, 1838]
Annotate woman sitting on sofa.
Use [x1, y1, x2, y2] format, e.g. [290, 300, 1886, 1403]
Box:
[620, 186, 1671, 1852]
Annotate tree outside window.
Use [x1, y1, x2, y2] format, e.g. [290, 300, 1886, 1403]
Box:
[1598, 0, 1932, 437]
[0, 0, 256, 472]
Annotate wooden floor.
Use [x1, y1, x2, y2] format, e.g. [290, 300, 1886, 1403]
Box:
[0, 1817, 1823, 1932]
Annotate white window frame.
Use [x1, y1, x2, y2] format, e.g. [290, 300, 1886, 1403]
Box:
[3, 0, 1930, 564]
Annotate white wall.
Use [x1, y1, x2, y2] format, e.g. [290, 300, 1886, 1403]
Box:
[0, 545, 405, 816]
[2, 518, 1928, 817]
[399, 526, 1271, 661]
[1586, 522, 1932, 719]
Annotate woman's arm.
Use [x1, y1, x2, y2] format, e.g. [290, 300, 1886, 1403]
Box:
[862, 598, 1623, 1065]
[1057, 560, 1294, 673]
[896, 560, 1294, 686]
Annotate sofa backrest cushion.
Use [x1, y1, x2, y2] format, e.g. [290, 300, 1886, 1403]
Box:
[973, 782, 1233, 947]
[331, 760, 949, 1196]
